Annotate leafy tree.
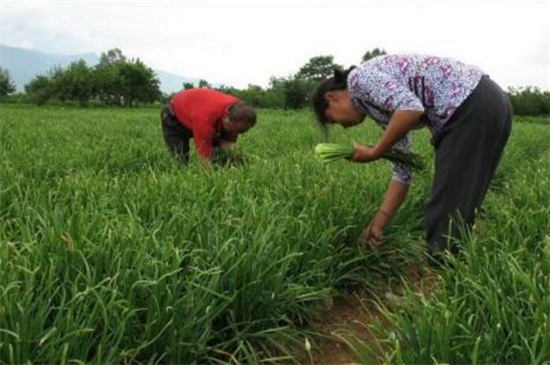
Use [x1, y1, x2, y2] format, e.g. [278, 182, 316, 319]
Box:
[362, 47, 387, 61]
[118, 59, 161, 107]
[284, 78, 314, 109]
[94, 49, 161, 106]
[296, 55, 339, 81]
[22, 48, 161, 107]
[0, 67, 16, 99]
[198, 79, 211, 88]
[94, 48, 128, 105]
[270, 76, 313, 110]
[183, 82, 194, 90]
[508, 86, 550, 116]
[229, 84, 283, 109]
[54, 60, 94, 106]
[270, 55, 342, 109]
[94, 61, 123, 105]
[99, 48, 126, 66]
[25, 75, 53, 105]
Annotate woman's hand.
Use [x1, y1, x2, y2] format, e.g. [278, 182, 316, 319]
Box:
[350, 143, 382, 162]
[361, 222, 384, 248]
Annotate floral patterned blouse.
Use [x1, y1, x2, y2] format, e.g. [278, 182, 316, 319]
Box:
[347, 54, 484, 185]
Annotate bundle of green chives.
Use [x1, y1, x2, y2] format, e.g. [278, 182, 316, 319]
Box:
[314, 143, 426, 172]
[211, 147, 247, 167]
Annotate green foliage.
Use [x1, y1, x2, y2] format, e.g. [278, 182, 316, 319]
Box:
[315, 142, 426, 172]
[347, 122, 550, 365]
[508, 86, 550, 116]
[514, 115, 550, 125]
[362, 48, 387, 61]
[0, 67, 16, 99]
[8, 46, 549, 120]
[99, 48, 126, 65]
[198, 79, 211, 88]
[118, 59, 162, 107]
[24, 75, 53, 105]
[1, 106, 409, 363]
[275, 76, 316, 110]
[274, 55, 343, 110]
[1, 106, 547, 363]
[53, 60, 94, 106]
[224, 84, 284, 109]
[210, 147, 248, 167]
[296, 55, 340, 82]
[22, 49, 161, 107]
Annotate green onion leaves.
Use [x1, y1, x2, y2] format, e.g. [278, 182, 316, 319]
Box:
[314, 143, 426, 172]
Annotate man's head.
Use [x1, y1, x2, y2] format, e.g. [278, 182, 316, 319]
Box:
[222, 102, 257, 134]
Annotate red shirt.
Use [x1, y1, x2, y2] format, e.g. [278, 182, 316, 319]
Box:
[171, 88, 239, 158]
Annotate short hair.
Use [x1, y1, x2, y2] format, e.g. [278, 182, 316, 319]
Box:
[311, 66, 356, 133]
[228, 101, 256, 126]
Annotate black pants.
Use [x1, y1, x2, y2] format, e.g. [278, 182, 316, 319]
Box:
[425, 76, 512, 258]
[160, 107, 193, 164]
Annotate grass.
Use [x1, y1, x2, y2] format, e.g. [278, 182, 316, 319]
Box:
[344, 120, 550, 364]
[0, 104, 548, 363]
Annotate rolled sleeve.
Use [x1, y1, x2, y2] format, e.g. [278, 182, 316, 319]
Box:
[392, 163, 412, 185]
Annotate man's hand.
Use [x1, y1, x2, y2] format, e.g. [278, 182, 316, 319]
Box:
[219, 140, 236, 150]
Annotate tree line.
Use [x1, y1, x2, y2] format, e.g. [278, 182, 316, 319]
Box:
[0, 47, 548, 116]
[1, 49, 161, 107]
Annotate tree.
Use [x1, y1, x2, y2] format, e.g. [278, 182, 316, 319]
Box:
[99, 48, 126, 66]
[270, 55, 342, 109]
[94, 61, 123, 105]
[183, 82, 194, 90]
[118, 59, 161, 107]
[229, 84, 283, 109]
[94, 48, 128, 105]
[508, 86, 550, 116]
[94, 49, 161, 106]
[25, 75, 53, 105]
[296, 55, 340, 81]
[54, 60, 94, 106]
[0, 67, 16, 99]
[198, 79, 211, 88]
[270, 76, 312, 110]
[362, 48, 387, 61]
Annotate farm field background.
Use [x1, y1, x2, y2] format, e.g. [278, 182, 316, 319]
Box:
[1, 105, 549, 364]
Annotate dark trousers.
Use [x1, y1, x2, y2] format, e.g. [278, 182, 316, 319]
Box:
[425, 76, 512, 258]
[160, 107, 193, 164]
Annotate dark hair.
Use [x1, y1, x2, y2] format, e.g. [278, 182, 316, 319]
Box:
[228, 101, 257, 126]
[311, 66, 357, 133]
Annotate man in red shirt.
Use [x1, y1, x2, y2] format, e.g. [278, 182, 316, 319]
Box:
[161, 88, 256, 164]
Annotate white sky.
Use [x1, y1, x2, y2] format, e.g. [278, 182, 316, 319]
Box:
[1, 0, 549, 90]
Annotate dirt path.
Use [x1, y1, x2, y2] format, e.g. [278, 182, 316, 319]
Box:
[305, 266, 442, 364]
[308, 291, 384, 364]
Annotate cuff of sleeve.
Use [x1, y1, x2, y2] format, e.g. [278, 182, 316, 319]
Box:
[391, 174, 412, 186]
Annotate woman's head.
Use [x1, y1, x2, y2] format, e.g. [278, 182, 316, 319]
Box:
[312, 66, 365, 133]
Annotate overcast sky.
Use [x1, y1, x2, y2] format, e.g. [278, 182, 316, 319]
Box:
[1, 0, 549, 90]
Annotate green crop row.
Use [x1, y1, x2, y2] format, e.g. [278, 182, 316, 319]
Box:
[0, 105, 548, 363]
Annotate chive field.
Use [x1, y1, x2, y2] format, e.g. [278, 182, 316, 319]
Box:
[1, 105, 548, 364]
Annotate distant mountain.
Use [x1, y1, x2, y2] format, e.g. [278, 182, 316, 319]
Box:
[0, 44, 99, 92]
[154, 69, 200, 95]
[0, 44, 199, 94]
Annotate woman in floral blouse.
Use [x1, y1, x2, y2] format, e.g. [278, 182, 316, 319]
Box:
[312, 54, 512, 264]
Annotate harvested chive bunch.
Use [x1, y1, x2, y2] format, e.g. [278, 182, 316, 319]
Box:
[314, 143, 426, 172]
[211, 148, 247, 167]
